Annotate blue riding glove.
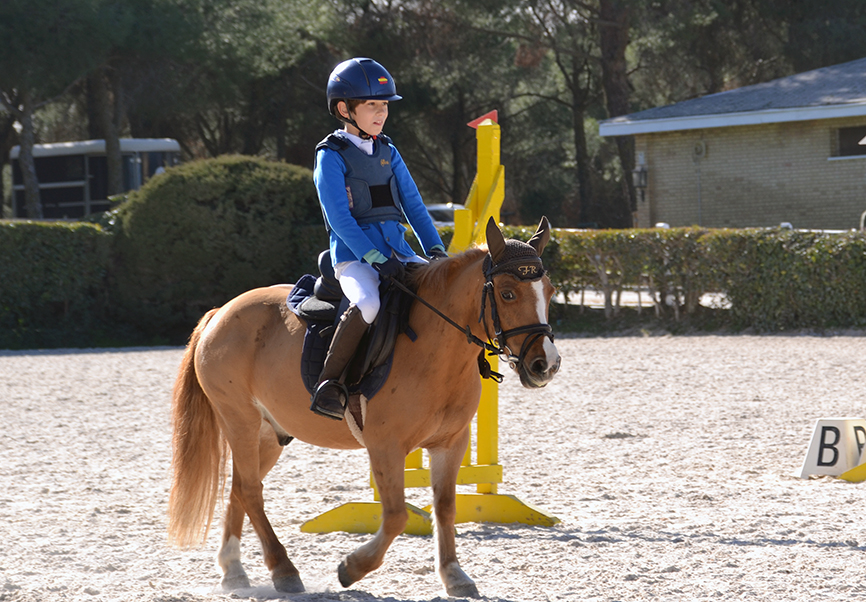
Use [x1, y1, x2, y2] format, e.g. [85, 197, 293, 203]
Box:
[373, 256, 405, 281]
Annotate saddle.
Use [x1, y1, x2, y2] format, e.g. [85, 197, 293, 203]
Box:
[287, 251, 418, 417]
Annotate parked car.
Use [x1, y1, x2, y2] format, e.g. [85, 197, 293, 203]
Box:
[426, 202, 463, 226]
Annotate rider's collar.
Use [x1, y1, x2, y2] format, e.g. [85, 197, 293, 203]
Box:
[338, 130, 375, 155]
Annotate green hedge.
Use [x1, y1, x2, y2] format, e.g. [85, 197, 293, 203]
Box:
[110, 155, 327, 339]
[4, 157, 866, 349]
[707, 229, 866, 330]
[0, 221, 111, 347]
[502, 226, 866, 331]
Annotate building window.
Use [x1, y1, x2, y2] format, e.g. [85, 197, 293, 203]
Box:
[838, 126, 866, 157]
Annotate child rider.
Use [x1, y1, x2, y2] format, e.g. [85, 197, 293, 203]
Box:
[311, 57, 447, 421]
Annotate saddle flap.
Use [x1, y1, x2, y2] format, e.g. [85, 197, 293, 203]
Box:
[338, 279, 416, 393]
[292, 259, 417, 402]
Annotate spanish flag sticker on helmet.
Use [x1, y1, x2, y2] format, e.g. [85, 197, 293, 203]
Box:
[378, 76, 388, 85]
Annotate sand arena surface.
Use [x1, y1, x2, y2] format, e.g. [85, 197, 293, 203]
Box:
[1, 335, 866, 601]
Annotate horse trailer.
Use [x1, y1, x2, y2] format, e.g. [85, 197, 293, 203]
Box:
[10, 138, 181, 219]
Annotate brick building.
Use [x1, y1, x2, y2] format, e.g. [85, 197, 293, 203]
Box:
[600, 57, 866, 230]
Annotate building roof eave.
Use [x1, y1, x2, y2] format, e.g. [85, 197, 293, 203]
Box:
[10, 138, 181, 159]
[599, 102, 866, 137]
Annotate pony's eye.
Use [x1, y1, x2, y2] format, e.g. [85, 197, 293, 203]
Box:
[501, 290, 515, 301]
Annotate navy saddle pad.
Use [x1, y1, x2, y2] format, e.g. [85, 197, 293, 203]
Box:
[286, 252, 417, 400]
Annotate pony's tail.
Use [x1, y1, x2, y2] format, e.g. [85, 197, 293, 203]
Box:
[167, 308, 224, 548]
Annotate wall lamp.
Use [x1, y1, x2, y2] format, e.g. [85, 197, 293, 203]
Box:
[632, 165, 648, 203]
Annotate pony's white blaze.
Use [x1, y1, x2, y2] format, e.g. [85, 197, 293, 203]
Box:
[531, 280, 560, 367]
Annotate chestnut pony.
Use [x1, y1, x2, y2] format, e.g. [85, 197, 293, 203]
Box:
[167, 217, 560, 597]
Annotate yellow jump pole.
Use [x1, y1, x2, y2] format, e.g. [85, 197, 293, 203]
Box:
[446, 112, 558, 526]
[301, 111, 558, 536]
[450, 113, 503, 499]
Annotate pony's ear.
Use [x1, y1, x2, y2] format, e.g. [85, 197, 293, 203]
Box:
[528, 216, 551, 256]
[485, 216, 506, 263]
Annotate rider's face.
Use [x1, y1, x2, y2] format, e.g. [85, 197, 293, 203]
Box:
[340, 100, 389, 137]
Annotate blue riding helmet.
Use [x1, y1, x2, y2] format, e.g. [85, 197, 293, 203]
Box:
[327, 58, 402, 116]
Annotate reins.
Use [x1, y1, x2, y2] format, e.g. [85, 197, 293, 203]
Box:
[385, 253, 554, 381]
[385, 276, 500, 355]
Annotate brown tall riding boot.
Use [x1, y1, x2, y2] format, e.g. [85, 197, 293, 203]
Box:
[310, 304, 368, 420]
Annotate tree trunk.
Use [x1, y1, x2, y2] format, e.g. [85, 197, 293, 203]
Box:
[17, 92, 42, 219]
[599, 0, 635, 226]
[87, 68, 124, 197]
[0, 113, 17, 218]
[452, 92, 467, 205]
[572, 101, 593, 226]
[106, 67, 125, 196]
[565, 54, 595, 227]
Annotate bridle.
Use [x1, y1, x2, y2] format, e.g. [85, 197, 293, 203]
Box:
[479, 255, 554, 370]
[386, 252, 554, 381]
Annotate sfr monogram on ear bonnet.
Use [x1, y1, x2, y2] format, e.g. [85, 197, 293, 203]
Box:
[483, 216, 550, 280]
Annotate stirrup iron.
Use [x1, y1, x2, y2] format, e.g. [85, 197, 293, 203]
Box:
[310, 379, 349, 421]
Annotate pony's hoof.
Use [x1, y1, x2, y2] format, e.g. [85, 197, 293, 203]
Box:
[441, 563, 479, 598]
[220, 573, 251, 591]
[273, 573, 305, 593]
[446, 582, 480, 599]
[337, 560, 357, 588]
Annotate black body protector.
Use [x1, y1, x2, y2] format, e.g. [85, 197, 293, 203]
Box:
[315, 133, 404, 232]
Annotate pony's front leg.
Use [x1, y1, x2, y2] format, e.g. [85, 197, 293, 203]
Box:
[429, 427, 480, 598]
[338, 446, 408, 587]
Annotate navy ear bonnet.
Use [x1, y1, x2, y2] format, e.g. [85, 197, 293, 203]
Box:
[484, 240, 545, 281]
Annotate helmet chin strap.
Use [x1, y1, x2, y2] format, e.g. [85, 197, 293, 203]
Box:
[349, 119, 373, 140]
[338, 103, 373, 139]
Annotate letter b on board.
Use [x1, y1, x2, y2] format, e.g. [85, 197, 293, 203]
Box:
[797, 418, 866, 478]
[817, 426, 840, 466]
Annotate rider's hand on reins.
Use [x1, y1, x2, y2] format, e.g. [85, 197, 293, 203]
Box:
[373, 256, 405, 281]
[428, 248, 448, 261]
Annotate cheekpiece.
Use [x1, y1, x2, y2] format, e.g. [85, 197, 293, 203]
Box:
[484, 239, 545, 281]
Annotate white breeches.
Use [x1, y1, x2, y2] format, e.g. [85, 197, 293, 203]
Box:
[335, 256, 427, 324]
[336, 261, 382, 324]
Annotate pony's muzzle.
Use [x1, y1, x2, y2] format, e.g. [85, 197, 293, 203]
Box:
[519, 343, 560, 388]
[532, 354, 560, 379]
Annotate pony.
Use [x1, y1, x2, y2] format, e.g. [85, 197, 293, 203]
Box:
[167, 217, 561, 598]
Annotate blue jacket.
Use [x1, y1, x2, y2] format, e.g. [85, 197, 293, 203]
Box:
[314, 131, 444, 266]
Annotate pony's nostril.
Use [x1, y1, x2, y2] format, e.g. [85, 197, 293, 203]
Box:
[531, 358, 547, 375]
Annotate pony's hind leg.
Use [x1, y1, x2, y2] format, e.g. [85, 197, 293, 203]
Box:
[218, 416, 303, 593]
[217, 480, 250, 590]
[218, 420, 286, 590]
[429, 427, 480, 598]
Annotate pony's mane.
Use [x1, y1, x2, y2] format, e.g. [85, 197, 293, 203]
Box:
[409, 246, 488, 292]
